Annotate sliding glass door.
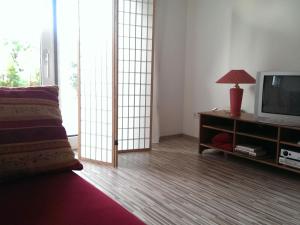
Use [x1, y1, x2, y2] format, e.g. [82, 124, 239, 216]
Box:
[0, 0, 55, 87]
[0, 0, 79, 147]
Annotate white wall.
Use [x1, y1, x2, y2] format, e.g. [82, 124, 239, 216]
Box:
[155, 0, 187, 136]
[183, 0, 300, 137]
[183, 0, 233, 136]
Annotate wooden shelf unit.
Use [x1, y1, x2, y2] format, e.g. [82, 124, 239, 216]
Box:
[199, 110, 300, 174]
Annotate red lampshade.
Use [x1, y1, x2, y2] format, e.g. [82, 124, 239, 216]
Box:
[216, 70, 256, 84]
[216, 70, 255, 117]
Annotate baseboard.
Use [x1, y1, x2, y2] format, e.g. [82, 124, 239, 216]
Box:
[159, 133, 198, 142]
[181, 134, 198, 142]
[159, 134, 183, 141]
[118, 148, 151, 153]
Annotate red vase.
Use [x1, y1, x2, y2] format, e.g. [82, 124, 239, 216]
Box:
[230, 87, 243, 117]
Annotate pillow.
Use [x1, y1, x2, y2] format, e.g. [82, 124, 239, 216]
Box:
[0, 86, 82, 181]
[211, 132, 233, 145]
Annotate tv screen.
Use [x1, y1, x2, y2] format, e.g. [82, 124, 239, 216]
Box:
[262, 75, 300, 116]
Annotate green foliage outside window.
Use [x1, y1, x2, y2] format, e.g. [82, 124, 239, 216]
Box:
[0, 40, 41, 87]
[70, 62, 78, 90]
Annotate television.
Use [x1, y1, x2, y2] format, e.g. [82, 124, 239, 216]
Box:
[254, 71, 300, 126]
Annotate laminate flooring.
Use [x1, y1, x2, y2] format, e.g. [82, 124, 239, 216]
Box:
[77, 136, 300, 225]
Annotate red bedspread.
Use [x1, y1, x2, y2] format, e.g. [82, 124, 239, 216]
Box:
[0, 172, 145, 225]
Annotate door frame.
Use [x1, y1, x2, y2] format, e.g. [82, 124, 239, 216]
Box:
[40, 0, 57, 86]
[113, 0, 119, 167]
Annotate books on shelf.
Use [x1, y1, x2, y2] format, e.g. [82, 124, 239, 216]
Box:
[235, 144, 262, 152]
[235, 144, 267, 157]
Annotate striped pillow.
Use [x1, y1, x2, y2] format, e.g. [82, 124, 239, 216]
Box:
[0, 86, 82, 181]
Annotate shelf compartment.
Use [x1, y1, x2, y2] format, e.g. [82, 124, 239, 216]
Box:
[280, 141, 300, 148]
[278, 144, 300, 171]
[200, 127, 233, 146]
[236, 121, 278, 140]
[279, 144, 300, 153]
[201, 114, 234, 131]
[200, 142, 233, 152]
[236, 132, 277, 142]
[199, 143, 276, 166]
[235, 134, 277, 160]
[199, 111, 300, 174]
[233, 152, 276, 166]
[280, 127, 300, 145]
[202, 125, 234, 133]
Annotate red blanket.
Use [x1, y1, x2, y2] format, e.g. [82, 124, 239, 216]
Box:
[0, 172, 145, 225]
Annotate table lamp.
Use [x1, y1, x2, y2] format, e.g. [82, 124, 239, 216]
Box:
[216, 70, 256, 117]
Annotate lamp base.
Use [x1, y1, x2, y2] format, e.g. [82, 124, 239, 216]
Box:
[230, 87, 243, 117]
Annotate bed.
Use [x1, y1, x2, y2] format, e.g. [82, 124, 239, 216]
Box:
[0, 171, 145, 225]
[0, 86, 145, 225]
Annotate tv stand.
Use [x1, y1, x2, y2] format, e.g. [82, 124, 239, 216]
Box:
[199, 110, 300, 174]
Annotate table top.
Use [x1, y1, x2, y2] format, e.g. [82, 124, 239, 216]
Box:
[198, 110, 300, 129]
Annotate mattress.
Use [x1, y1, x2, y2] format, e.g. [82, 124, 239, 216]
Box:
[0, 172, 145, 225]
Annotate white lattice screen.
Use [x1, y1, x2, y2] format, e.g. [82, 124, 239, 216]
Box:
[117, 0, 154, 151]
[79, 0, 155, 165]
[79, 0, 114, 164]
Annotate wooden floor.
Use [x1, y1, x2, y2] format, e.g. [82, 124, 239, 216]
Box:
[77, 137, 300, 225]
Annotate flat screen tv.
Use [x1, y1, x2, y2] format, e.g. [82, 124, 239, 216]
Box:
[254, 72, 300, 125]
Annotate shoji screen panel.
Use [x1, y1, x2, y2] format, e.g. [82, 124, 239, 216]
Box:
[79, 0, 115, 164]
[118, 0, 154, 151]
